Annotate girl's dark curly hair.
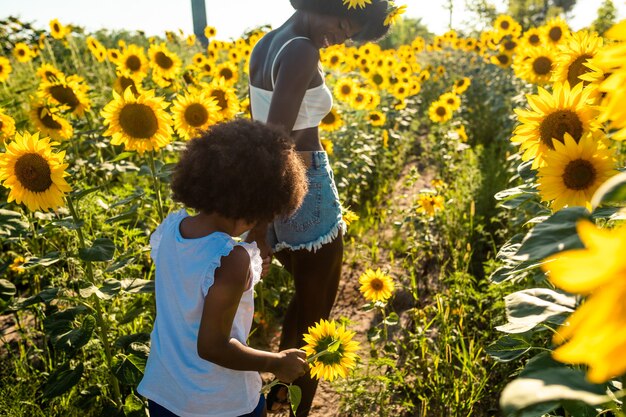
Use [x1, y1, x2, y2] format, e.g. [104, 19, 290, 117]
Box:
[171, 119, 308, 224]
[290, 0, 390, 42]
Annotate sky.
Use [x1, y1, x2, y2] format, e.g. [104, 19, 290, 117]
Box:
[1, 0, 625, 40]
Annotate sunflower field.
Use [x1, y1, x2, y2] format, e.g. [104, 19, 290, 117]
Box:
[1, 5, 626, 417]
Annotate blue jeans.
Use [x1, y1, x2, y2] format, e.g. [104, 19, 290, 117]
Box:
[148, 395, 266, 417]
[268, 151, 345, 253]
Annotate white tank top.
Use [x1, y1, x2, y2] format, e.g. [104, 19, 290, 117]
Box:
[137, 209, 263, 417]
[249, 36, 333, 131]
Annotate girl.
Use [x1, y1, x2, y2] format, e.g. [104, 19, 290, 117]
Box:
[247, 0, 390, 414]
[138, 119, 310, 417]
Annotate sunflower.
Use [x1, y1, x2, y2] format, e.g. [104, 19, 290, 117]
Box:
[186, 34, 196, 46]
[343, 0, 372, 9]
[116, 44, 149, 82]
[367, 111, 386, 127]
[171, 90, 220, 140]
[350, 88, 371, 110]
[204, 26, 217, 39]
[13, 42, 33, 63]
[542, 220, 626, 383]
[302, 319, 360, 382]
[543, 17, 570, 46]
[453, 77, 471, 94]
[491, 51, 513, 68]
[512, 81, 600, 168]
[322, 47, 345, 70]
[113, 72, 143, 96]
[334, 78, 357, 103]
[439, 92, 461, 111]
[9, 256, 26, 274]
[494, 15, 519, 36]
[342, 207, 359, 226]
[213, 61, 239, 85]
[454, 124, 468, 142]
[38, 75, 91, 117]
[537, 132, 616, 211]
[0, 56, 12, 83]
[49, 18, 69, 40]
[30, 103, 74, 141]
[512, 45, 556, 85]
[204, 79, 240, 121]
[319, 108, 343, 132]
[0, 131, 71, 212]
[359, 268, 395, 302]
[428, 100, 453, 124]
[0, 108, 16, 140]
[192, 52, 206, 66]
[321, 138, 333, 155]
[86, 36, 105, 58]
[148, 43, 182, 79]
[107, 48, 122, 64]
[101, 88, 172, 154]
[522, 27, 544, 48]
[416, 192, 445, 216]
[552, 30, 603, 88]
[35, 63, 64, 82]
[384, 4, 407, 26]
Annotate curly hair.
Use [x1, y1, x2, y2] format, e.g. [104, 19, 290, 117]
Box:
[290, 0, 390, 42]
[171, 119, 308, 224]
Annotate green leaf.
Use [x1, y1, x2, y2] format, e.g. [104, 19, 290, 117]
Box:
[79, 279, 122, 300]
[50, 315, 96, 355]
[383, 312, 399, 326]
[104, 205, 139, 225]
[24, 251, 63, 268]
[288, 384, 302, 416]
[514, 207, 587, 262]
[110, 151, 135, 163]
[591, 172, 626, 208]
[500, 367, 609, 416]
[486, 334, 532, 363]
[0, 279, 16, 300]
[105, 255, 136, 273]
[113, 353, 146, 385]
[327, 339, 341, 353]
[78, 238, 115, 262]
[41, 362, 84, 398]
[70, 186, 104, 201]
[121, 278, 154, 294]
[18, 287, 59, 308]
[110, 189, 145, 208]
[496, 288, 576, 334]
[124, 393, 145, 417]
[0, 209, 29, 237]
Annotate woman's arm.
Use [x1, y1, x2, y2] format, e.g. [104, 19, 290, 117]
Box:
[197, 246, 307, 382]
[266, 40, 320, 132]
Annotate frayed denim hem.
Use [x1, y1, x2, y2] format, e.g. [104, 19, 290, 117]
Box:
[273, 219, 346, 253]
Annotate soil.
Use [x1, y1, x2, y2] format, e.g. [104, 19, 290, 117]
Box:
[264, 158, 435, 417]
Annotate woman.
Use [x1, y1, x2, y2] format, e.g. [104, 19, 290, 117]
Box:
[247, 0, 390, 414]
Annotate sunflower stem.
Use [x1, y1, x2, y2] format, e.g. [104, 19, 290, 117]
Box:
[148, 150, 165, 222]
[66, 196, 123, 409]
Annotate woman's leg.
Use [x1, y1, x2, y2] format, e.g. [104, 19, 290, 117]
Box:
[275, 233, 344, 416]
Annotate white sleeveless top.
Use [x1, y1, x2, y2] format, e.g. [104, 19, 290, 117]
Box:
[137, 209, 263, 417]
[249, 36, 333, 131]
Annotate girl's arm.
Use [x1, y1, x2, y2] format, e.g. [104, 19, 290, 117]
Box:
[197, 246, 307, 382]
[266, 40, 320, 132]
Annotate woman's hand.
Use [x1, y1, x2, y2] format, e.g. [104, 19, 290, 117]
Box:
[271, 348, 309, 383]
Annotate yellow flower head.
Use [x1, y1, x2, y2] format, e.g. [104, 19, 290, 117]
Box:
[428, 100, 453, 124]
[203, 79, 240, 121]
[537, 132, 616, 211]
[512, 44, 556, 85]
[551, 30, 603, 89]
[13, 42, 33, 63]
[10, 256, 26, 274]
[49, 19, 70, 40]
[0, 131, 71, 212]
[543, 220, 626, 383]
[0, 108, 16, 140]
[367, 110, 386, 127]
[342, 207, 359, 226]
[512, 81, 600, 169]
[359, 268, 394, 302]
[0, 56, 13, 83]
[101, 88, 173, 154]
[29, 102, 74, 141]
[38, 74, 92, 117]
[343, 0, 372, 9]
[302, 319, 360, 382]
[320, 108, 343, 132]
[384, 3, 407, 26]
[171, 89, 220, 140]
[116, 44, 150, 82]
[416, 192, 445, 216]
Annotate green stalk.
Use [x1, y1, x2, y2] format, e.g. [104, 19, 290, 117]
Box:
[66, 196, 122, 409]
[148, 150, 165, 222]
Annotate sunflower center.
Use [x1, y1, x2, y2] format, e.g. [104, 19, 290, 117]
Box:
[563, 159, 596, 190]
[15, 153, 53, 192]
[53, 23, 60, 32]
[155, 51, 173, 70]
[184, 103, 209, 127]
[549, 26, 563, 42]
[497, 54, 509, 65]
[370, 278, 384, 291]
[37, 107, 62, 130]
[436, 106, 447, 117]
[529, 34, 540, 45]
[210, 90, 228, 110]
[48, 85, 80, 111]
[504, 40, 517, 51]
[370, 114, 380, 121]
[341, 85, 351, 95]
[0, 120, 3, 129]
[119, 103, 158, 139]
[539, 110, 583, 149]
[18, 49, 26, 57]
[220, 68, 233, 80]
[567, 54, 593, 87]
[330, 55, 339, 65]
[372, 74, 383, 85]
[126, 55, 141, 72]
[119, 76, 138, 96]
[533, 56, 553, 75]
[322, 112, 336, 125]
[500, 21, 510, 30]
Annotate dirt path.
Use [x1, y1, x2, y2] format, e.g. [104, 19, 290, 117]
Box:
[266, 157, 434, 417]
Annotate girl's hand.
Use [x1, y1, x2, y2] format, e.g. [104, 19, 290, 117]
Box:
[272, 349, 308, 383]
[261, 255, 272, 278]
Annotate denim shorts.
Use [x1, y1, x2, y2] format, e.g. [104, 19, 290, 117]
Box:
[148, 395, 265, 417]
[269, 151, 346, 253]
